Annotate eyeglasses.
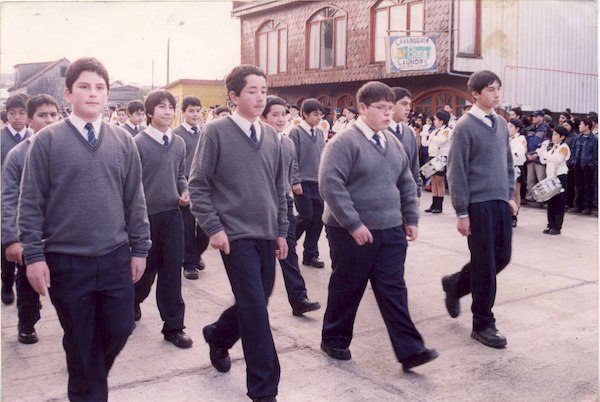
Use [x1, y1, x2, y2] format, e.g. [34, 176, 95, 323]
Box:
[368, 104, 394, 114]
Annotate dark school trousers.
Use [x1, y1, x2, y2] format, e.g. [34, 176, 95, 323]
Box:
[15, 262, 41, 330]
[445, 200, 512, 331]
[135, 209, 185, 333]
[574, 165, 595, 209]
[294, 181, 324, 260]
[180, 204, 209, 270]
[322, 225, 425, 361]
[203, 238, 280, 399]
[278, 197, 308, 305]
[46, 243, 134, 402]
[547, 174, 567, 230]
[1, 244, 16, 287]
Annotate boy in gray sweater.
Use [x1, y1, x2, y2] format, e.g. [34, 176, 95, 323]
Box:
[189, 65, 288, 402]
[444, 70, 517, 349]
[2, 94, 60, 344]
[18, 57, 151, 401]
[319, 81, 438, 372]
[133, 89, 192, 349]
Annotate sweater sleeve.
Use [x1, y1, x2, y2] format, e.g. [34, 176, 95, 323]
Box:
[318, 140, 363, 232]
[447, 127, 471, 217]
[1, 149, 23, 246]
[177, 139, 188, 195]
[274, 141, 289, 238]
[405, 126, 422, 197]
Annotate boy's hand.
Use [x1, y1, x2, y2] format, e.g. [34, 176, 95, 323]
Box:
[210, 230, 230, 255]
[405, 225, 418, 241]
[5, 242, 23, 266]
[457, 217, 471, 237]
[26, 261, 51, 296]
[352, 224, 373, 246]
[292, 183, 303, 195]
[131, 256, 146, 283]
[507, 199, 518, 215]
[179, 191, 190, 206]
[276, 237, 288, 260]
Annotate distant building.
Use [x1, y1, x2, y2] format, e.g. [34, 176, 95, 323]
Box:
[8, 58, 70, 105]
[164, 78, 228, 125]
[232, 0, 597, 116]
[108, 83, 143, 107]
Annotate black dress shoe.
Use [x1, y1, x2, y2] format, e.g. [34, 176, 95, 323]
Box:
[441, 276, 460, 318]
[252, 397, 276, 402]
[471, 327, 507, 348]
[402, 348, 439, 372]
[164, 330, 193, 349]
[292, 298, 321, 316]
[1, 283, 14, 305]
[431, 208, 443, 214]
[302, 257, 325, 268]
[183, 268, 199, 280]
[134, 304, 141, 321]
[548, 228, 561, 235]
[198, 257, 206, 270]
[542, 226, 551, 234]
[320, 342, 351, 360]
[203, 326, 231, 372]
[18, 327, 39, 344]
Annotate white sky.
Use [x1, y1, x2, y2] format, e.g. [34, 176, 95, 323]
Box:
[0, 0, 241, 86]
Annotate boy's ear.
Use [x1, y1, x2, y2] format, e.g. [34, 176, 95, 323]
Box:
[228, 90, 238, 105]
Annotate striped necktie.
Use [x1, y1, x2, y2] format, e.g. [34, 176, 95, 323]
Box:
[85, 123, 97, 145]
[373, 132, 383, 148]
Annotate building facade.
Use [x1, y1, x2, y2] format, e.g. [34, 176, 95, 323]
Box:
[8, 58, 71, 105]
[232, 0, 597, 117]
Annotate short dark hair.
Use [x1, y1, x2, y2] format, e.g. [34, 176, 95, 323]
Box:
[391, 87, 413, 102]
[65, 57, 110, 92]
[509, 118, 524, 130]
[467, 70, 502, 94]
[581, 118, 593, 131]
[300, 98, 323, 116]
[214, 106, 231, 115]
[117, 107, 126, 113]
[511, 106, 522, 117]
[126, 100, 144, 115]
[225, 64, 266, 96]
[263, 95, 287, 118]
[5, 93, 29, 111]
[356, 81, 395, 106]
[553, 126, 569, 138]
[26, 94, 59, 119]
[182, 96, 202, 112]
[435, 110, 451, 126]
[144, 89, 176, 125]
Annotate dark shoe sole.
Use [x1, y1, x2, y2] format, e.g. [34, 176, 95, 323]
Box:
[302, 261, 325, 268]
[18, 332, 39, 344]
[441, 276, 460, 318]
[471, 331, 507, 348]
[164, 332, 193, 349]
[183, 269, 199, 280]
[321, 342, 351, 360]
[292, 301, 321, 316]
[203, 326, 231, 372]
[1, 290, 15, 305]
[402, 348, 439, 372]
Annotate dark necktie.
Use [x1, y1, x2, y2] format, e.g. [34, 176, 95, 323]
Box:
[162, 134, 169, 146]
[134, 125, 139, 134]
[191, 126, 198, 135]
[373, 132, 383, 148]
[14, 133, 22, 142]
[250, 124, 257, 144]
[395, 124, 402, 140]
[310, 127, 315, 138]
[85, 123, 97, 145]
[486, 114, 496, 129]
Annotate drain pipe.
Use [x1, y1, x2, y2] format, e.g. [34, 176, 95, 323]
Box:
[447, 0, 471, 78]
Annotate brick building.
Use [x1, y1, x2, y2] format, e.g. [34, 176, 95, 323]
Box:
[232, 0, 597, 116]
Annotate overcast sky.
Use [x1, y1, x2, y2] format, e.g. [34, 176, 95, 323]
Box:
[0, 1, 241, 86]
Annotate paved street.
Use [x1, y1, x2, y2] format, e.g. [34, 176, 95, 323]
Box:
[2, 192, 598, 402]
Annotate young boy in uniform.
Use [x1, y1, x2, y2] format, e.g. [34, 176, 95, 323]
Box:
[444, 70, 517, 348]
[189, 65, 288, 402]
[122, 99, 145, 136]
[173, 96, 209, 280]
[1, 93, 33, 304]
[2, 94, 60, 343]
[19, 57, 151, 401]
[319, 81, 438, 372]
[133, 89, 192, 348]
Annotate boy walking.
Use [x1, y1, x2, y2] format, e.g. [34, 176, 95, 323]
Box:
[189, 65, 288, 402]
[2, 94, 60, 343]
[444, 70, 517, 348]
[319, 81, 437, 372]
[122, 99, 145, 136]
[19, 57, 151, 401]
[173, 95, 209, 280]
[133, 89, 192, 348]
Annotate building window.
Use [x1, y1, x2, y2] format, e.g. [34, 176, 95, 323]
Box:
[457, 0, 481, 57]
[336, 94, 355, 109]
[307, 7, 346, 70]
[317, 95, 332, 110]
[413, 89, 471, 119]
[60, 66, 67, 77]
[256, 20, 287, 75]
[371, 0, 424, 63]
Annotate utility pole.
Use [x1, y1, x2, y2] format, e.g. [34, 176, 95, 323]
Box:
[166, 38, 170, 85]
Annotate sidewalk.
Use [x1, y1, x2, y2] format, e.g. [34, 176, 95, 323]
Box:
[2, 192, 598, 401]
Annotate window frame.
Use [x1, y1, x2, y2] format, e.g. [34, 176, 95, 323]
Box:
[456, 0, 482, 58]
[305, 7, 347, 71]
[256, 20, 288, 75]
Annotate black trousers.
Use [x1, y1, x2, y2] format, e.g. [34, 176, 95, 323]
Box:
[322, 225, 425, 361]
[294, 181, 324, 260]
[15, 263, 41, 330]
[1, 245, 16, 287]
[446, 200, 512, 331]
[203, 238, 279, 399]
[574, 165, 595, 209]
[47, 243, 134, 402]
[278, 198, 309, 305]
[135, 209, 185, 333]
[180, 204, 209, 270]
[547, 174, 567, 230]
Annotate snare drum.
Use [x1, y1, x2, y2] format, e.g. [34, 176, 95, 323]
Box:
[420, 155, 447, 178]
[530, 176, 564, 202]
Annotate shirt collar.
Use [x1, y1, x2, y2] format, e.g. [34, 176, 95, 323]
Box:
[356, 116, 386, 144]
[230, 111, 261, 139]
[182, 121, 200, 133]
[68, 113, 102, 136]
[6, 124, 27, 137]
[144, 124, 173, 144]
[299, 119, 316, 134]
[469, 104, 496, 123]
[125, 120, 138, 130]
[388, 120, 403, 134]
